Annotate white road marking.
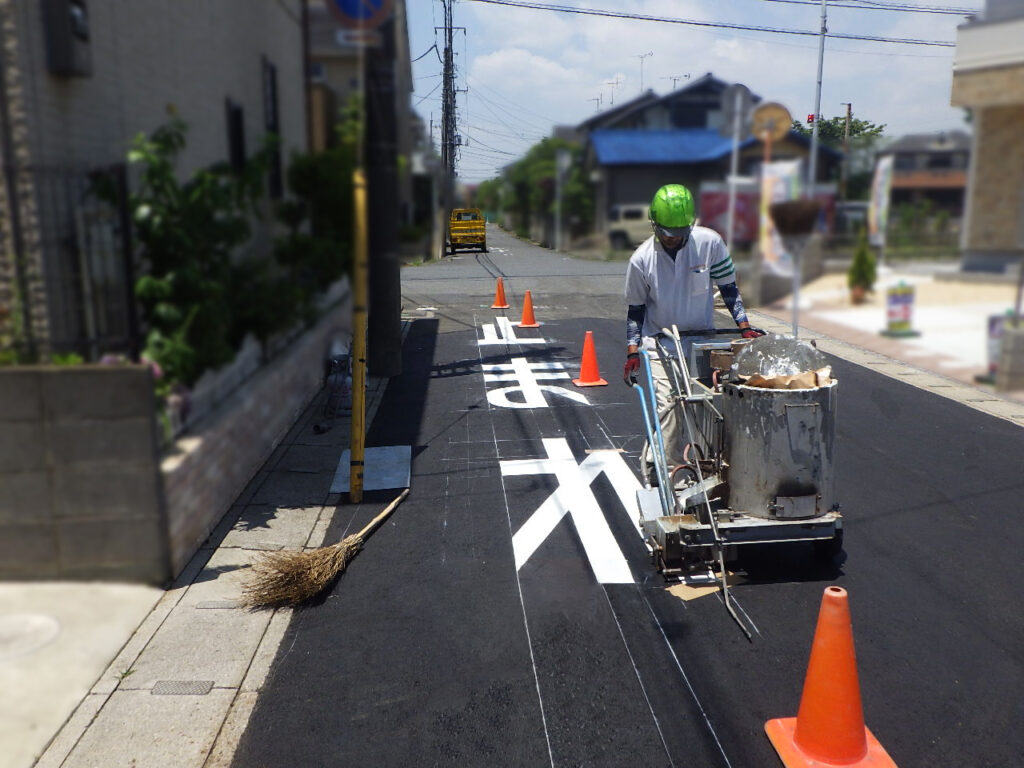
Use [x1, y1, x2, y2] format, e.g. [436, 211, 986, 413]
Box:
[485, 357, 590, 409]
[503, 438, 642, 583]
[479, 316, 549, 346]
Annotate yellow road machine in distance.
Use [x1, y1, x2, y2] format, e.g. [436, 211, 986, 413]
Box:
[448, 208, 487, 254]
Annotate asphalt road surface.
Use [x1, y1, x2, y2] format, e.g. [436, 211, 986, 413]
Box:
[233, 225, 1024, 767]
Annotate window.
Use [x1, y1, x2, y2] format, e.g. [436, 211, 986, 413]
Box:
[623, 209, 644, 220]
[225, 98, 246, 175]
[262, 57, 283, 199]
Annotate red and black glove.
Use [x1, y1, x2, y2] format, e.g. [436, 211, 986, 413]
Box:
[741, 327, 767, 339]
[623, 352, 641, 386]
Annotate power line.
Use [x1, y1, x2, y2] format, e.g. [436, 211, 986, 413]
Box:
[845, 0, 976, 11]
[465, 0, 957, 47]
[753, 0, 977, 14]
[415, 81, 442, 106]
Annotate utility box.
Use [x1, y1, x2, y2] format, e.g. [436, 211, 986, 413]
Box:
[41, 0, 92, 77]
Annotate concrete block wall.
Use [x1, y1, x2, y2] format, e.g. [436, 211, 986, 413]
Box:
[162, 301, 351, 577]
[0, 367, 168, 582]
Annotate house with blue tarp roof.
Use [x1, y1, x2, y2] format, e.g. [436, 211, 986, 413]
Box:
[578, 74, 841, 243]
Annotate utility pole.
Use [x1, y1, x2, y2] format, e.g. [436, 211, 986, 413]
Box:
[588, 95, 601, 112]
[807, 0, 827, 197]
[439, 0, 456, 253]
[365, 12, 402, 377]
[840, 101, 852, 201]
[634, 51, 653, 93]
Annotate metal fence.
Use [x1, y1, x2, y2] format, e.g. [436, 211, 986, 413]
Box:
[2, 163, 140, 361]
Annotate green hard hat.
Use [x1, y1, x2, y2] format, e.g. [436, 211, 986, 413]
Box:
[649, 184, 695, 232]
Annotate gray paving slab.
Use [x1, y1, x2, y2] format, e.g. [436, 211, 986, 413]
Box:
[204, 691, 258, 768]
[273, 443, 345, 474]
[116, 604, 270, 691]
[32, 693, 106, 768]
[171, 548, 259, 608]
[61, 688, 236, 768]
[219, 504, 324, 551]
[249, 467, 334, 506]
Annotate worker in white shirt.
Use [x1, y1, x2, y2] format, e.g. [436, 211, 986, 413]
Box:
[623, 184, 764, 473]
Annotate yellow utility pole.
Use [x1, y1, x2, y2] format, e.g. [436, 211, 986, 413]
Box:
[349, 168, 368, 503]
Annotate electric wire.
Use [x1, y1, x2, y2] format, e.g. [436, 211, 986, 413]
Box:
[415, 81, 443, 106]
[465, 0, 958, 47]
[752, 0, 977, 14]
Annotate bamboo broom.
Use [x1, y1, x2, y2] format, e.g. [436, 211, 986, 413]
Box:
[242, 489, 410, 609]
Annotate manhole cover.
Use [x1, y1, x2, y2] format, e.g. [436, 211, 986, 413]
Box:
[152, 680, 214, 695]
[0, 613, 61, 661]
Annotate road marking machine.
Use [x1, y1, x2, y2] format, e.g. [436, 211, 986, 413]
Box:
[633, 327, 843, 638]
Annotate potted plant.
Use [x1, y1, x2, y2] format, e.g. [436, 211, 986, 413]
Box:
[848, 227, 877, 304]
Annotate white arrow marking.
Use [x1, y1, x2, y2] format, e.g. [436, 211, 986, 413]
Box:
[502, 438, 643, 584]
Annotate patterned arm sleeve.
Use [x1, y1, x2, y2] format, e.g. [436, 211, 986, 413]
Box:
[626, 304, 645, 347]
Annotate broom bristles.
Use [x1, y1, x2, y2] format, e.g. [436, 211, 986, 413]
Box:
[242, 534, 363, 609]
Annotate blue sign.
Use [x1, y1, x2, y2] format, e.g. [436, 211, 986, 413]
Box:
[329, 0, 393, 29]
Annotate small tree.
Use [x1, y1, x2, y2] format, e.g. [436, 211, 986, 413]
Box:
[848, 227, 877, 297]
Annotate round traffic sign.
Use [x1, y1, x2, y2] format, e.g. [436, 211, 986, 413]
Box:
[751, 102, 792, 143]
[328, 0, 394, 29]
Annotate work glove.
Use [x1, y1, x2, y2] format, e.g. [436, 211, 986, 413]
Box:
[741, 327, 767, 339]
[623, 352, 641, 386]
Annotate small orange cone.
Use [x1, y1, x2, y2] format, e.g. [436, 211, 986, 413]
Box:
[765, 586, 898, 768]
[573, 331, 607, 387]
[516, 290, 540, 327]
[491, 277, 509, 309]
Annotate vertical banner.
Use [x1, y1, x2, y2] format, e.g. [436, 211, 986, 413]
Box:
[759, 159, 802, 276]
[868, 155, 894, 248]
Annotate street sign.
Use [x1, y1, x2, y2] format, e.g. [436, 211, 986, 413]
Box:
[751, 102, 792, 142]
[719, 83, 752, 138]
[328, 0, 393, 29]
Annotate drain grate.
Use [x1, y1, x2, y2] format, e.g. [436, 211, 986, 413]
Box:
[195, 600, 238, 610]
[152, 680, 214, 696]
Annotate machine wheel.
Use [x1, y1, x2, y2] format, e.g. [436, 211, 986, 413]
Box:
[610, 232, 629, 250]
[813, 530, 844, 560]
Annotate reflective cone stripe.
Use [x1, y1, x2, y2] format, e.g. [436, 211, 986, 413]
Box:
[518, 290, 540, 327]
[491, 277, 509, 309]
[573, 331, 607, 387]
[765, 586, 898, 768]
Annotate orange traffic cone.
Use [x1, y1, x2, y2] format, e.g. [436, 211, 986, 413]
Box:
[765, 586, 898, 768]
[573, 331, 607, 387]
[491, 277, 509, 309]
[516, 290, 540, 328]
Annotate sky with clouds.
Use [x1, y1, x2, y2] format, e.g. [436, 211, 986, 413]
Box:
[407, 0, 980, 183]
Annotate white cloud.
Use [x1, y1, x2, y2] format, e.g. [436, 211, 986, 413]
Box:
[409, 0, 978, 180]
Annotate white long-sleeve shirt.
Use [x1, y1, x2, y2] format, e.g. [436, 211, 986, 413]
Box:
[624, 226, 737, 345]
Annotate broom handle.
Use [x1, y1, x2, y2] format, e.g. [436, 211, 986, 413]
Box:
[354, 488, 410, 540]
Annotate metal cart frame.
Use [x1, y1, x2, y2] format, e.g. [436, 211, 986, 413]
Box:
[633, 326, 843, 638]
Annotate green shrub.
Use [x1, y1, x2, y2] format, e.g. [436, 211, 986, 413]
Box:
[848, 227, 877, 291]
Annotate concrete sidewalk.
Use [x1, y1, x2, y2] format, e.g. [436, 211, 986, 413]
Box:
[4, 375, 389, 768]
